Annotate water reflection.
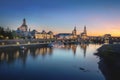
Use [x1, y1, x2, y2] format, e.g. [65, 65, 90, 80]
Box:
[29, 47, 53, 57]
[0, 44, 89, 65]
[0, 44, 105, 80]
[55, 43, 88, 57]
[0, 44, 90, 64]
[61, 44, 77, 55]
[80, 43, 88, 58]
[0, 47, 53, 65]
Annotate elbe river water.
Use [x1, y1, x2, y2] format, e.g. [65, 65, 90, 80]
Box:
[0, 44, 105, 80]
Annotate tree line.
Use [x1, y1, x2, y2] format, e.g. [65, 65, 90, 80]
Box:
[0, 26, 16, 39]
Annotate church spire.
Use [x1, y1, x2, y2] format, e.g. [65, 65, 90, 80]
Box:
[73, 26, 77, 35]
[84, 25, 87, 34]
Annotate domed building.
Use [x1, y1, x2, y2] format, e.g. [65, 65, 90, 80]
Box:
[16, 18, 31, 39]
[18, 18, 28, 32]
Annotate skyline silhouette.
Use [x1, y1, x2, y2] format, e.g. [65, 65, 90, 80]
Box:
[0, 0, 120, 36]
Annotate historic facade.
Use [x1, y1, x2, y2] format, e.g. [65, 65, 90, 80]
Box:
[16, 19, 54, 39]
[15, 19, 89, 40]
[56, 27, 77, 39]
[35, 30, 54, 39]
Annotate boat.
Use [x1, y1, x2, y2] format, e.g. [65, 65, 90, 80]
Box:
[20, 46, 27, 50]
[48, 43, 54, 47]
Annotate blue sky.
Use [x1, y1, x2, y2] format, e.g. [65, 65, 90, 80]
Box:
[0, 0, 120, 36]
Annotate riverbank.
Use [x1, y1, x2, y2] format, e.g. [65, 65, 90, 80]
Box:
[95, 44, 120, 80]
[95, 44, 120, 63]
[0, 43, 49, 52]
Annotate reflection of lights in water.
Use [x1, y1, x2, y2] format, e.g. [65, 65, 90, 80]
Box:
[34, 47, 53, 56]
[40, 48, 44, 54]
[0, 44, 86, 62]
[15, 51, 19, 59]
[80, 44, 87, 58]
[6, 54, 8, 61]
[27, 49, 30, 55]
[71, 44, 77, 54]
[35, 48, 40, 55]
[21, 50, 25, 53]
[49, 42, 65, 48]
[1, 52, 5, 60]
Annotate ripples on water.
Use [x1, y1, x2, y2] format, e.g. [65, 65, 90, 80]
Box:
[0, 44, 105, 80]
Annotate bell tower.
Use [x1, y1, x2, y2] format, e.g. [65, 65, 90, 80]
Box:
[72, 26, 77, 35]
[84, 25, 87, 35]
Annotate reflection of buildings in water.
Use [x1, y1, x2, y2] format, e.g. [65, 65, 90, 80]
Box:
[0, 47, 53, 65]
[80, 44, 88, 58]
[63, 45, 71, 50]
[61, 44, 77, 55]
[0, 52, 5, 61]
[71, 44, 77, 55]
[39, 48, 47, 56]
[19, 49, 28, 66]
[39, 47, 53, 56]
[15, 51, 20, 58]
[28, 47, 53, 57]
[30, 48, 37, 57]
[0, 49, 28, 65]
[47, 48, 53, 55]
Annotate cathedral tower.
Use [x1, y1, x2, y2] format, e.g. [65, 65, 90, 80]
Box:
[84, 25, 87, 34]
[72, 26, 77, 35]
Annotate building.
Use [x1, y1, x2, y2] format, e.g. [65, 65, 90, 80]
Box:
[47, 31, 54, 39]
[56, 33, 73, 39]
[103, 34, 111, 43]
[18, 18, 28, 32]
[15, 19, 54, 39]
[80, 26, 88, 40]
[35, 30, 54, 39]
[72, 26, 77, 38]
[104, 34, 111, 39]
[56, 27, 77, 39]
[72, 26, 77, 35]
[16, 18, 31, 39]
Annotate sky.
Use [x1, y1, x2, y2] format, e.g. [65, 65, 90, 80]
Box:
[0, 0, 120, 36]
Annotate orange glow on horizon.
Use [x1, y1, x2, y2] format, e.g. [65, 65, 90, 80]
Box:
[53, 30, 120, 37]
[30, 24, 120, 37]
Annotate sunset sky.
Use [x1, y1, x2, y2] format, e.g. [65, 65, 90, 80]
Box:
[0, 0, 120, 36]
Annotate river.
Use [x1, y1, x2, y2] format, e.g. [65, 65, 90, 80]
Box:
[0, 44, 105, 80]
